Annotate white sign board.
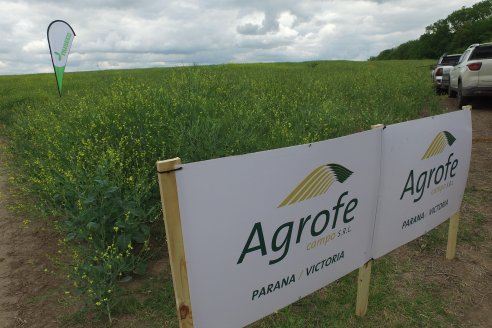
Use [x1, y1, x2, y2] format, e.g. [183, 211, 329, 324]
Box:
[371, 110, 472, 258]
[175, 129, 381, 328]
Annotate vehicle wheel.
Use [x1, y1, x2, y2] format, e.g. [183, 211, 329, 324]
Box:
[457, 81, 468, 108]
[448, 86, 456, 98]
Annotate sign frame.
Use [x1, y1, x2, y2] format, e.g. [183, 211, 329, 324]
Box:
[156, 109, 472, 327]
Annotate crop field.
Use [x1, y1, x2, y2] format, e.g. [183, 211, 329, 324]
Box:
[0, 59, 462, 326]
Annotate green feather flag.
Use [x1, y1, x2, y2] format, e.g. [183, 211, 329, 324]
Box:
[47, 20, 75, 96]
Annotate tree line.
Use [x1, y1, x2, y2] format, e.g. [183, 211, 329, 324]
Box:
[370, 0, 492, 60]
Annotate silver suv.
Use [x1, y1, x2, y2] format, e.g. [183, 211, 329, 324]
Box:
[448, 43, 492, 107]
[432, 53, 461, 93]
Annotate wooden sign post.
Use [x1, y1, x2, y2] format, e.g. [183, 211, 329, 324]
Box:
[156, 158, 194, 328]
[446, 212, 460, 260]
[356, 260, 372, 316]
[355, 123, 383, 317]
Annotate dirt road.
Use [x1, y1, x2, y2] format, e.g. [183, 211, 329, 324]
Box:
[438, 97, 492, 327]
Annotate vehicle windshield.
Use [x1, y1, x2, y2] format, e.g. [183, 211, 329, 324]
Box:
[470, 45, 492, 60]
[440, 55, 461, 65]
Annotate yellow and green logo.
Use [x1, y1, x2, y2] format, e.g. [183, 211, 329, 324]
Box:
[278, 164, 353, 208]
[401, 131, 459, 203]
[238, 163, 358, 265]
[421, 131, 456, 160]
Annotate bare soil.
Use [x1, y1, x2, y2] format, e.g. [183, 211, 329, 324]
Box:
[0, 96, 490, 327]
[0, 136, 66, 327]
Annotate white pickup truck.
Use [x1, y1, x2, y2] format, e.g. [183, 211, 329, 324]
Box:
[448, 43, 492, 107]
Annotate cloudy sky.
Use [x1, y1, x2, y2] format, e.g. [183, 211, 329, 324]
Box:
[0, 0, 482, 75]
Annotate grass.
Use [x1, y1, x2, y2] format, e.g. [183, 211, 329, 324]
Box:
[68, 255, 460, 327]
[0, 59, 456, 326]
[54, 259, 459, 327]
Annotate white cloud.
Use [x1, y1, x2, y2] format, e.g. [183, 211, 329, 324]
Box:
[22, 39, 46, 53]
[0, 0, 484, 75]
